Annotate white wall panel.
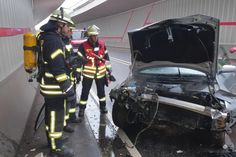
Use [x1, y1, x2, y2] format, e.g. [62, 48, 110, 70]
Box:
[148, 0, 236, 45]
[0, 0, 34, 82]
[0, 0, 36, 144]
[126, 6, 150, 35]
[78, 0, 236, 48]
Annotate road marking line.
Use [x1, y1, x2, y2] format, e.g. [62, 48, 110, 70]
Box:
[89, 90, 142, 157]
[110, 56, 131, 65]
[118, 129, 142, 157]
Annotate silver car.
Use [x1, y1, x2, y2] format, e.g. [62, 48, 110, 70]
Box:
[110, 14, 236, 147]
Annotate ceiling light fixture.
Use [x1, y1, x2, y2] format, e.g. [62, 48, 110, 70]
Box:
[70, 0, 107, 17]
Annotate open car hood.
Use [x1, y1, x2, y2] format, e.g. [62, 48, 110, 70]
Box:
[128, 14, 220, 79]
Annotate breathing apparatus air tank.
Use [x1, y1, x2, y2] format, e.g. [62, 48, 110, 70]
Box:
[23, 32, 37, 73]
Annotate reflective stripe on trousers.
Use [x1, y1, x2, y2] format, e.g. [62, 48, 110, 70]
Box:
[79, 76, 106, 108]
[45, 97, 65, 150]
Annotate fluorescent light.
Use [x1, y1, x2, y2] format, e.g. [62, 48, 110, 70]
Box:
[70, 0, 89, 10]
[60, 0, 90, 14]
[70, 0, 107, 17]
[61, 0, 81, 9]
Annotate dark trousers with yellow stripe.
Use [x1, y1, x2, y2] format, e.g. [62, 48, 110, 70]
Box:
[65, 98, 77, 121]
[79, 76, 106, 109]
[45, 97, 65, 150]
[65, 78, 77, 121]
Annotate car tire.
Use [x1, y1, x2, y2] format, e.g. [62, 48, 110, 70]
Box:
[112, 101, 130, 129]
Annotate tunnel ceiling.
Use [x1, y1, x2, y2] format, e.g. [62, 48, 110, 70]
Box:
[72, 0, 159, 23]
[33, 0, 64, 25]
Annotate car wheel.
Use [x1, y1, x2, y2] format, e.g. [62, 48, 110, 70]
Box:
[112, 101, 130, 129]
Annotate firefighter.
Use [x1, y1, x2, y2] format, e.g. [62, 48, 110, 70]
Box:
[63, 27, 85, 125]
[38, 8, 75, 156]
[78, 25, 112, 117]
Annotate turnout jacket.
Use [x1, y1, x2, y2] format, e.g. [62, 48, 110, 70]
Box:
[79, 39, 110, 79]
[39, 22, 73, 98]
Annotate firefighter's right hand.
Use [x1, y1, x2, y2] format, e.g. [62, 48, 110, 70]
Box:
[73, 71, 81, 84]
[109, 75, 116, 82]
[59, 80, 76, 102]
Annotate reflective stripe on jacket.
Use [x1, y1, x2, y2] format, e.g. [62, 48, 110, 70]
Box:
[39, 32, 71, 98]
[82, 40, 106, 79]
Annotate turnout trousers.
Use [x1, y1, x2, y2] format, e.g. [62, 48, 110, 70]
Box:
[45, 97, 66, 151]
[65, 82, 78, 122]
[78, 76, 106, 109]
[65, 97, 77, 122]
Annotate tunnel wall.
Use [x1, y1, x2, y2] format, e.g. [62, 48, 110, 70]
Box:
[78, 0, 236, 49]
[0, 0, 36, 145]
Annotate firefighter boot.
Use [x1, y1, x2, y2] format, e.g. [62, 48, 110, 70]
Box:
[50, 145, 74, 157]
[78, 108, 85, 117]
[100, 105, 108, 114]
[63, 124, 74, 133]
[69, 113, 82, 123]
[47, 134, 69, 147]
[78, 105, 86, 117]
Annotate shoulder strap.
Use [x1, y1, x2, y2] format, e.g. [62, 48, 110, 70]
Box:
[36, 32, 45, 82]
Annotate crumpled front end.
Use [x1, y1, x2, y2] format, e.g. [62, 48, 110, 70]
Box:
[110, 80, 235, 132]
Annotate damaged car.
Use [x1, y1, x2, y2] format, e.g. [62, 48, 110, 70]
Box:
[110, 14, 236, 146]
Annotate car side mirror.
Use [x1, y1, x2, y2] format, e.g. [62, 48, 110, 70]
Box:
[219, 65, 236, 74]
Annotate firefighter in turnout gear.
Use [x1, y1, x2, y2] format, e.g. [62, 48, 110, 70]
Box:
[62, 27, 86, 125]
[78, 25, 113, 117]
[38, 8, 75, 156]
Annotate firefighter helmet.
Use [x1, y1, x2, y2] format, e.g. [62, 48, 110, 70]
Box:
[50, 8, 75, 27]
[87, 25, 100, 36]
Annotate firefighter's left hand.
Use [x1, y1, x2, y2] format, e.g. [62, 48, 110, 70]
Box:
[104, 77, 109, 87]
[73, 71, 81, 84]
[109, 75, 116, 82]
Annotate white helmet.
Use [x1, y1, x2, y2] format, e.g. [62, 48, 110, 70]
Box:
[50, 8, 75, 27]
[87, 25, 100, 36]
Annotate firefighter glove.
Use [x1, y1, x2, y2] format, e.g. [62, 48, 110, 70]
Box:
[73, 71, 81, 84]
[109, 75, 116, 82]
[59, 80, 76, 102]
[104, 77, 109, 87]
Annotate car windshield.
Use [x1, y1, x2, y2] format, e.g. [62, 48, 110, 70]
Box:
[138, 66, 206, 76]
